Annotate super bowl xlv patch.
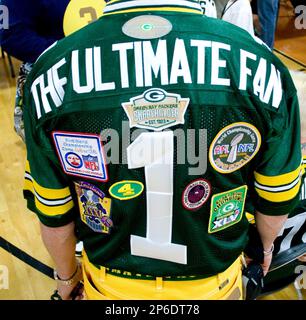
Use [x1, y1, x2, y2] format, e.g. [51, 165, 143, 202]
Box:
[208, 186, 247, 234]
[182, 179, 211, 211]
[122, 88, 189, 131]
[75, 181, 112, 234]
[53, 131, 108, 182]
[109, 181, 144, 201]
[209, 122, 261, 174]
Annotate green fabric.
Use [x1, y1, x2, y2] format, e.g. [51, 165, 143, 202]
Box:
[23, 8, 302, 277]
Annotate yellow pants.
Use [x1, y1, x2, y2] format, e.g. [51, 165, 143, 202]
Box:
[82, 252, 243, 300]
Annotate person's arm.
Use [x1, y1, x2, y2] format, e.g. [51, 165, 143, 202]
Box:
[254, 211, 288, 275]
[251, 64, 303, 273]
[0, 0, 61, 62]
[40, 222, 83, 300]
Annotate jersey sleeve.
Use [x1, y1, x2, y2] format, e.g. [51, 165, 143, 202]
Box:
[23, 92, 77, 227]
[253, 92, 304, 216]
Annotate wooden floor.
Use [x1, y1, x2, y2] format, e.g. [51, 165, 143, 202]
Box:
[0, 3, 305, 300]
[275, 1, 306, 67]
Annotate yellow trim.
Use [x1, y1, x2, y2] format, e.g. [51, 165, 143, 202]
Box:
[254, 165, 303, 187]
[103, 7, 203, 17]
[35, 199, 74, 216]
[245, 212, 255, 224]
[255, 179, 302, 202]
[209, 122, 262, 174]
[25, 161, 71, 199]
[24, 179, 74, 216]
[82, 251, 242, 300]
[107, 0, 123, 4]
[24, 178, 34, 194]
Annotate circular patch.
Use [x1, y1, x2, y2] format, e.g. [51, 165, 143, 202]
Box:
[209, 122, 261, 174]
[65, 152, 83, 168]
[109, 181, 144, 200]
[122, 15, 172, 40]
[182, 179, 211, 210]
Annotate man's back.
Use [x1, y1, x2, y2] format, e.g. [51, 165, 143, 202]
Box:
[23, 0, 302, 280]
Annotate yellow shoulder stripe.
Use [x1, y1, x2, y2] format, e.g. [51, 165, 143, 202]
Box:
[35, 199, 74, 216]
[254, 165, 302, 187]
[24, 179, 74, 217]
[25, 161, 71, 199]
[255, 180, 301, 202]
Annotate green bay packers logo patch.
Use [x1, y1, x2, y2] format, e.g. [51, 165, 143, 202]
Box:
[122, 15, 173, 40]
[209, 122, 261, 174]
[209, 186, 247, 233]
[109, 181, 144, 200]
[122, 88, 189, 131]
[75, 181, 112, 234]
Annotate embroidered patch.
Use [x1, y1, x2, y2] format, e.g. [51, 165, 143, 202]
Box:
[182, 179, 211, 210]
[209, 122, 261, 173]
[53, 131, 108, 182]
[208, 186, 247, 234]
[75, 181, 112, 234]
[122, 88, 189, 131]
[109, 181, 144, 200]
[122, 15, 172, 40]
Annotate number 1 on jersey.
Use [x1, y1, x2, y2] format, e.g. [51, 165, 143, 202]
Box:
[127, 131, 187, 264]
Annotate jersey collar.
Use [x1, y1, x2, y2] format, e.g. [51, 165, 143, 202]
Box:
[103, 0, 203, 16]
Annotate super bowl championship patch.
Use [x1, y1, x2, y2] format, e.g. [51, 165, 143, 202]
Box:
[75, 181, 112, 234]
[182, 179, 211, 210]
[209, 186, 247, 233]
[209, 122, 261, 174]
[53, 131, 108, 181]
[122, 88, 189, 131]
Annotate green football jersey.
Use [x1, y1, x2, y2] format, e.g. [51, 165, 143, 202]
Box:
[23, 0, 303, 278]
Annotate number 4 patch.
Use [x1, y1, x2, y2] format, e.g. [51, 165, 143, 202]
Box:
[109, 181, 144, 200]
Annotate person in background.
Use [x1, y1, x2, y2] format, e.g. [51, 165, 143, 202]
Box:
[221, 0, 255, 36]
[214, 0, 230, 17]
[252, 0, 279, 49]
[0, 0, 70, 141]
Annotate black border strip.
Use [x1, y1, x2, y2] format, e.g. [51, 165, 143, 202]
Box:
[0, 236, 54, 279]
[273, 48, 306, 69]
